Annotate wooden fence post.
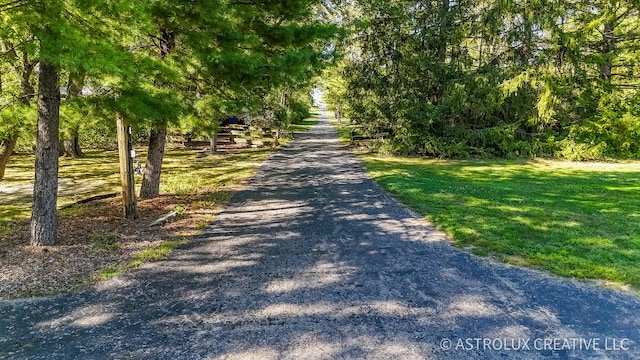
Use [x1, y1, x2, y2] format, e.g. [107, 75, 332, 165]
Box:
[116, 113, 138, 219]
[210, 132, 218, 154]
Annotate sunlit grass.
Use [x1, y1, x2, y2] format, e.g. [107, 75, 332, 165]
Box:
[328, 116, 354, 144]
[361, 154, 640, 291]
[0, 146, 275, 227]
[160, 149, 273, 194]
[98, 267, 119, 280]
[1, 150, 122, 225]
[289, 111, 320, 133]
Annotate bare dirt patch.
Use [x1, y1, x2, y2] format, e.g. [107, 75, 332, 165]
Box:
[0, 190, 234, 299]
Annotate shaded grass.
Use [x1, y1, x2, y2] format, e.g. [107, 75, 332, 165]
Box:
[361, 155, 640, 291]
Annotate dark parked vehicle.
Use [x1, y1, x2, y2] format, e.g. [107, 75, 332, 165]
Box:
[220, 116, 244, 126]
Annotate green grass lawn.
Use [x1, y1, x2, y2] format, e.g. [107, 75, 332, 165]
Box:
[362, 155, 640, 291]
[0, 148, 275, 236]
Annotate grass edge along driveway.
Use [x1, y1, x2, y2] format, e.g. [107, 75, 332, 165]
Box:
[361, 155, 640, 294]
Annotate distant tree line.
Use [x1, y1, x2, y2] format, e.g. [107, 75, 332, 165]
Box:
[324, 0, 640, 159]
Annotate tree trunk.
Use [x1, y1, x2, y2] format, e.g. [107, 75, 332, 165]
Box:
[19, 51, 36, 103]
[72, 134, 84, 157]
[437, 0, 450, 64]
[140, 127, 167, 199]
[58, 139, 65, 157]
[0, 135, 18, 180]
[209, 132, 218, 154]
[432, 0, 449, 105]
[137, 28, 174, 200]
[60, 73, 86, 158]
[600, 22, 615, 82]
[30, 62, 60, 247]
[60, 126, 85, 158]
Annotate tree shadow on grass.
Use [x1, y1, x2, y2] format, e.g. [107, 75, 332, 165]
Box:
[365, 158, 640, 290]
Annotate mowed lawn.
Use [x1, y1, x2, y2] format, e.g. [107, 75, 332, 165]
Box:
[363, 156, 640, 291]
[0, 148, 274, 233]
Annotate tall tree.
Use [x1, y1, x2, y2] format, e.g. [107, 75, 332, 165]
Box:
[139, 22, 177, 199]
[30, 61, 60, 246]
[4, 0, 145, 245]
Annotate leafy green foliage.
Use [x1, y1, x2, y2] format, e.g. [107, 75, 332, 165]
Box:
[332, 0, 640, 159]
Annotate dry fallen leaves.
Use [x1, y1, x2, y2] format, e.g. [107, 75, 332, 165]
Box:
[0, 192, 227, 300]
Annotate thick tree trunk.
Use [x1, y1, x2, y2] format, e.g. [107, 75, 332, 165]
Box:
[30, 62, 60, 247]
[139, 127, 167, 199]
[0, 135, 18, 180]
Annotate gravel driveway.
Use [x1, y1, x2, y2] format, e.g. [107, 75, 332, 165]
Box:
[1, 110, 638, 359]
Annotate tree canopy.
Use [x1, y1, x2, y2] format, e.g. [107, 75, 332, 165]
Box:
[1, 0, 338, 245]
[324, 0, 640, 159]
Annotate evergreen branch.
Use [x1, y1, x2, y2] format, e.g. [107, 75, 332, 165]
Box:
[614, 8, 632, 23]
[0, 94, 32, 110]
[62, 8, 98, 31]
[0, 0, 26, 13]
[59, 1, 116, 39]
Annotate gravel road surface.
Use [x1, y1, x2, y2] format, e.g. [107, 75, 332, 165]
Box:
[1, 110, 638, 359]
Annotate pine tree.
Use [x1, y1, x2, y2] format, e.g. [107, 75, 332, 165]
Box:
[3, 0, 146, 245]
